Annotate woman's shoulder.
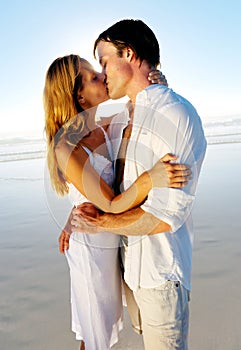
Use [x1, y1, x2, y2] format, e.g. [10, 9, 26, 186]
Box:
[55, 134, 71, 153]
[54, 137, 73, 169]
[55, 134, 84, 161]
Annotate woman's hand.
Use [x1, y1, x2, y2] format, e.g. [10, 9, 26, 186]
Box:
[58, 210, 73, 254]
[148, 153, 192, 188]
[148, 70, 168, 86]
[58, 229, 71, 254]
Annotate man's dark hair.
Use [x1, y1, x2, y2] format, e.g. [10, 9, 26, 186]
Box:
[93, 19, 160, 68]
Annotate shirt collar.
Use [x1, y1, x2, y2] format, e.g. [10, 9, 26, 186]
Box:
[124, 85, 168, 122]
[136, 84, 168, 106]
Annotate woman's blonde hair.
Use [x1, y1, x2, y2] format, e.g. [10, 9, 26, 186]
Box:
[43, 54, 87, 196]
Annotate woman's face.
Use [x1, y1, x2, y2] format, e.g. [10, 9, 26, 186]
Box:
[79, 61, 109, 109]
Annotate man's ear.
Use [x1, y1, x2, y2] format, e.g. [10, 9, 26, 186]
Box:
[125, 47, 135, 61]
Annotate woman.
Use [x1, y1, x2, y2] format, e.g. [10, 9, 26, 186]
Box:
[43, 55, 191, 350]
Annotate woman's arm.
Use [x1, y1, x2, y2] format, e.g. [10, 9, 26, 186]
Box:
[55, 143, 190, 214]
[109, 153, 191, 213]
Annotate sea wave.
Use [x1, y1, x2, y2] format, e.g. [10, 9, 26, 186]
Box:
[0, 137, 46, 162]
[0, 177, 43, 181]
[0, 115, 241, 162]
[203, 115, 241, 144]
[0, 151, 46, 162]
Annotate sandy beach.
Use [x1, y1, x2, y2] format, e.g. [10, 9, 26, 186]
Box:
[0, 142, 241, 349]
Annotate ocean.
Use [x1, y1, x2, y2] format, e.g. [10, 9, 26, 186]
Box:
[1, 115, 241, 165]
[0, 133, 46, 163]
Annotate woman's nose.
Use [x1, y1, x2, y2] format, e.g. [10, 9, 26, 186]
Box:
[99, 71, 106, 82]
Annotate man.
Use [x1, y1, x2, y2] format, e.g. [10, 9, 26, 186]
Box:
[71, 19, 207, 349]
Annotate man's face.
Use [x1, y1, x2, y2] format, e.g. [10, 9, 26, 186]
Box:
[96, 41, 132, 100]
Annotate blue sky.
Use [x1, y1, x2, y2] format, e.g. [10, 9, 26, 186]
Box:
[0, 0, 240, 134]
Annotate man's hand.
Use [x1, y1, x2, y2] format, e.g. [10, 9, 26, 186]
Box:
[71, 203, 102, 234]
[76, 202, 101, 219]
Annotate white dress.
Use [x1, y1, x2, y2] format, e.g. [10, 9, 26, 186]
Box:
[65, 129, 123, 350]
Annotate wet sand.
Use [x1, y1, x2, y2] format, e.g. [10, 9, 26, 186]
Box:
[0, 143, 241, 349]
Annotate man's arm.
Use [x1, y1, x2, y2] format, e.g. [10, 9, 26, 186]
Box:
[71, 204, 171, 236]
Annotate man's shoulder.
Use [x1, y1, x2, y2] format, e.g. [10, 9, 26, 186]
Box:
[146, 85, 199, 117]
[146, 85, 186, 104]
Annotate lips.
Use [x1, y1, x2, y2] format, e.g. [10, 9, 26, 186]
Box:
[105, 82, 109, 94]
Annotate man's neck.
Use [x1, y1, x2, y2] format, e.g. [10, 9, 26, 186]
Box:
[127, 101, 135, 122]
[126, 60, 152, 103]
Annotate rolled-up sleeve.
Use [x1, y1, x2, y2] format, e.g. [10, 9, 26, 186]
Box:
[141, 187, 195, 233]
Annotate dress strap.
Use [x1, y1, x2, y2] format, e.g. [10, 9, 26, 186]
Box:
[98, 125, 114, 161]
[81, 145, 92, 156]
[78, 125, 113, 161]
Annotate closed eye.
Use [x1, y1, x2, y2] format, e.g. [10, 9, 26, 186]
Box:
[100, 59, 106, 70]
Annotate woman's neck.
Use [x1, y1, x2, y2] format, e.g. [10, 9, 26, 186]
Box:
[84, 107, 98, 133]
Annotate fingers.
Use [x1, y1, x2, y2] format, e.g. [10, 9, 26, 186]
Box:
[170, 174, 191, 183]
[58, 230, 70, 254]
[71, 215, 99, 234]
[163, 160, 190, 170]
[170, 181, 189, 188]
[170, 164, 191, 171]
[168, 169, 192, 181]
[164, 161, 192, 188]
[168, 171, 192, 188]
[71, 215, 79, 227]
[148, 70, 168, 86]
[169, 168, 192, 177]
[72, 207, 81, 215]
[71, 214, 97, 226]
[161, 153, 177, 163]
[165, 163, 191, 176]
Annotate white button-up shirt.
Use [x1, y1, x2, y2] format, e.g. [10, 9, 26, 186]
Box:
[109, 85, 207, 291]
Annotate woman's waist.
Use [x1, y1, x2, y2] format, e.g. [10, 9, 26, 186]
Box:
[70, 231, 120, 249]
